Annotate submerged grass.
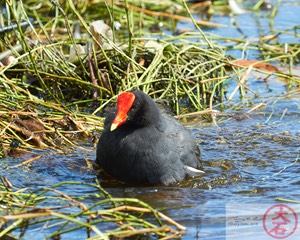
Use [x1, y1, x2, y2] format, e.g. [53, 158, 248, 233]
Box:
[0, 178, 186, 239]
[0, 0, 299, 238]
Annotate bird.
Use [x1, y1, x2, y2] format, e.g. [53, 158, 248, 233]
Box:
[96, 89, 204, 186]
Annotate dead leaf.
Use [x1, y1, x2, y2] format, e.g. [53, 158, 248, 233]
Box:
[231, 60, 279, 72]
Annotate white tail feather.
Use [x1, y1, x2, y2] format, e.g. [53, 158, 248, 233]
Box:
[185, 165, 205, 176]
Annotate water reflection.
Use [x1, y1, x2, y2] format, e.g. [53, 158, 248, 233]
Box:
[1, 0, 300, 238]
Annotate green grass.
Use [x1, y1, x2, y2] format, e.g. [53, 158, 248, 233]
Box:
[0, 0, 299, 238]
[0, 179, 186, 239]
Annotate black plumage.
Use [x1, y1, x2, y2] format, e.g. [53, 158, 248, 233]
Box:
[96, 90, 203, 186]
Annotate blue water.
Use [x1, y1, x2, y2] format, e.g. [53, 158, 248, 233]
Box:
[177, 0, 300, 60]
[1, 0, 300, 239]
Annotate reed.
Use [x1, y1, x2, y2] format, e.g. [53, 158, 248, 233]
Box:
[0, 0, 299, 237]
[0, 178, 185, 239]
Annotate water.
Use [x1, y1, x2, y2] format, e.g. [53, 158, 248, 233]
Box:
[1, 0, 300, 239]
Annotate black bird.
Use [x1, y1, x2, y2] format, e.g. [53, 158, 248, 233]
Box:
[96, 90, 204, 186]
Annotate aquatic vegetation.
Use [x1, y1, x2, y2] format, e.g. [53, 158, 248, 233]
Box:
[0, 179, 186, 239]
[1, 0, 299, 151]
[0, 0, 299, 238]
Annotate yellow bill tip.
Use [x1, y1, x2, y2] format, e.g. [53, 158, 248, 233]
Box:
[110, 123, 119, 131]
